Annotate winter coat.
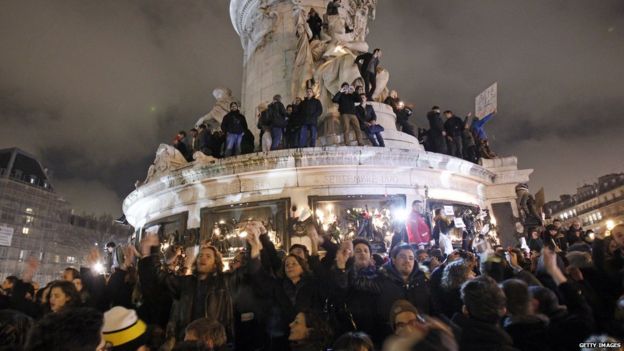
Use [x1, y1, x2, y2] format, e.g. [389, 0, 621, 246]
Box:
[355, 104, 377, 130]
[406, 210, 431, 245]
[354, 52, 377, 76]
[544, 282, 594, 351]
[503, 314, 552, 351]
[451, 313, 518, 351]
[221, 111, 248, 134]
[444, 115, 464, 136]
[138, 254, 253, 341]
[332, 91, 359, 115]
[257, 110, 272, 132]
[427, 111, 445, 136]
[268, 101, 288, 128]
[375, 262, 431, 338]
[299, 97, 323, 125]
[471, 113, 493, 141]
[396, 107, 412, 123]
[307, 14, 323, 35]
[331, 265, 381, 339]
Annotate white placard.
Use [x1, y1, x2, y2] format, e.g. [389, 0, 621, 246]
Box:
[0, 225, 14, 246]
[475, 82, 497, 118]
[443, 206, 455, 216]
[453, 217, 466, 228]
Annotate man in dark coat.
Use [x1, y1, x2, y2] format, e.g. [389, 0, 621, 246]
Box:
[221, 102, 248, 157]
[354, 48, 382, 99]
[375, 244, 430, 340]
[501, 279, 552, 351]
[173, 131, 192, 162]
[307, 8, 323, 41]
[451, 276, 518, 351]
[443, 110, 464, 158]
[355, 94, 385, 147]
[197, 124, 212, 156]
[138, 228, 262, 341]
[332, 82, 364, 146]
[426, 106, 448, 154]
[267, 94, 288, 150]
[395, 101, 416, 137]
[287, 97, 303, 148]
[299, 88, 323, 147]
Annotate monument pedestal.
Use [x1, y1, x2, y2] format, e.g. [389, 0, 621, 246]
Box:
[481, 157, 533, 247]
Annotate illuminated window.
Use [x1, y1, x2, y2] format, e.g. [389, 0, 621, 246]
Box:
[54, 255, 60, 263]
[22, 227, 29, 234]
[66, 256, 76, 264]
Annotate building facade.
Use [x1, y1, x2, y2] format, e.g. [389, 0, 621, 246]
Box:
[544, 173, 624, 233]
[0, 148, 131, 285]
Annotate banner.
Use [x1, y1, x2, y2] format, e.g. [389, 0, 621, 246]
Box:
[475, 82, 497, 118]
[0, 225, 14, 246]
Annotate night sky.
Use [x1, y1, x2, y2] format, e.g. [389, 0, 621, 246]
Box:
[1, 1, 623, 216]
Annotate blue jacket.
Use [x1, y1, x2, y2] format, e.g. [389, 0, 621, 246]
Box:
[471, 113, 493, 140]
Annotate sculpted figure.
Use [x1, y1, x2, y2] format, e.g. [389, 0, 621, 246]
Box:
[195, 88, 237, 131]
[291, 5, 315, 100]
[144, 144, 188, 184]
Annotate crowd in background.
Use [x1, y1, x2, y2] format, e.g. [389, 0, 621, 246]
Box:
[2, 202, 623, 351]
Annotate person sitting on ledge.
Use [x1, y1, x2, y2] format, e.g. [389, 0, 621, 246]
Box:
[356, 94, 385, 147]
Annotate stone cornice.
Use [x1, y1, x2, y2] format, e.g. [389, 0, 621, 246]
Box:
[123, 147, 496, 212]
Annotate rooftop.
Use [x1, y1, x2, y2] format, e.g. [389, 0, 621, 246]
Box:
[0, 147, 53, 191]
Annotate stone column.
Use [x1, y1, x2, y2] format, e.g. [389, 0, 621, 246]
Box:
[481, 156, 533, 247]
[230, 0, 326, 140]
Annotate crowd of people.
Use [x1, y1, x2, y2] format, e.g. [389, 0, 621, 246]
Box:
[1, 204, 623, 351]
[171, 85, 496, 165]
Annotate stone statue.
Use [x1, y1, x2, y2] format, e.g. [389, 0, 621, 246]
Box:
[144, 144, 188, 184]
[291, 5, 314, 100]
[240, 1, 278, 63]
[193, 151, 217, 163]
[195, 88, 237, 131]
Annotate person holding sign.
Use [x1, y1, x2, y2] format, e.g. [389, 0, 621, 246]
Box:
[406, 200, 431, 247]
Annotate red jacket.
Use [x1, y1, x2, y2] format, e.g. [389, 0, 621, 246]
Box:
[406, 211, 431, 244]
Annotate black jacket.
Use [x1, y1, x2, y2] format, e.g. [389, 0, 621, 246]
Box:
[257, 110, 272, 131]
[307, 14, 323, 35]
[299, 97, 323, 125]
[355, 104, 377, 130]
[332, 91, 359, 115]
[503, 314, 552, 351]
[427, 110, 445, 136]
[544, 282, 594, 351]
[375, 262, 431, 338]
[331, 265, 381, 339]
[396, 107, 412, 123]
[444, 115, 464, 136]
[354, 52, 377, 76]
[138, 254, 254, 340]
[221, 111, 248, 134]
[452, 313, 518, 351]
[268, 101, 288, 128]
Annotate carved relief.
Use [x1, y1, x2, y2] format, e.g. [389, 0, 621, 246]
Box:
[144, 144, 188, 184]
[195, 88, 238, 130]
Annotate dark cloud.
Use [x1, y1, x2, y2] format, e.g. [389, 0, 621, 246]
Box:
[0, 0, 622, 215]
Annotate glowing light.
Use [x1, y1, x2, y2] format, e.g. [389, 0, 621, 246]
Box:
[219, 219, 226, 224]
[162, 242, 170, 250]
[606, 220, 615, 231]
[393, 208, 408, 222]
[322, 224, 329, 231]
[239, 231, 248, 238]
[93, 262, 104, 274]
[490, 216, 497, 226]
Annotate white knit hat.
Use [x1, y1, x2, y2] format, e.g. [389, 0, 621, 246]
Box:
[102, 306, 147, 347]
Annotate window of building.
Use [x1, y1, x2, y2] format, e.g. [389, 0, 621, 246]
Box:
[54, 255, 60, 263]
[18, 250, 27, 262]
[66, 256, 76, 264]
[22, 227, 29, 235]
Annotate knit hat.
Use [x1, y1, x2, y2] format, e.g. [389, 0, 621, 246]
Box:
[389, 300, 420, 331]
[102, 307, 147, 350]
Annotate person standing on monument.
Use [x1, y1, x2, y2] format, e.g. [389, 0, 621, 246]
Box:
[356, 94, 385, 147]
[221, 102, 248, 157]
[443, 110, 465, 159]
[426, 106, 448, 154]
[173, 131, 192, 162]
[299, 88, 323, 148]
[307, 8, 323, 41]
[268, 95, 288, 150]
[395, 101, 416, 137]
[355, 48, 382, 100]
[332, 82, 364, 146]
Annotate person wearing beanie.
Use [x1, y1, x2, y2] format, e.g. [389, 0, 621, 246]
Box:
[102, 306, 148, 351]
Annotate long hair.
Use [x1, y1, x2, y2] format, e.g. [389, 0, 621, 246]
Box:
[192, 245, 224, 275]
[280, 254, 311, 280]
[46, 281, 81, 310]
